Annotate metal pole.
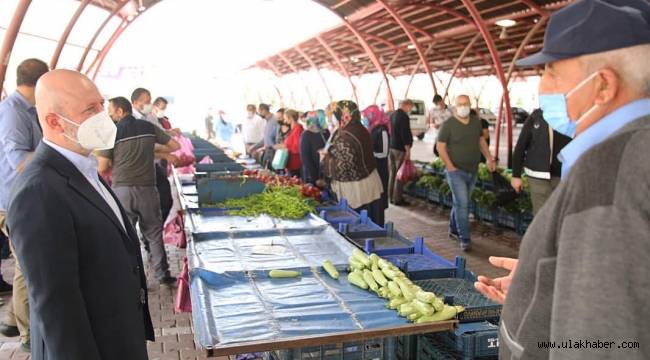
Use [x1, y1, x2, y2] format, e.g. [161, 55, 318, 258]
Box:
[404, 43, 436, 98]
[377, 0, 437, 95]
[51, 0, 91, 69]
[0, 0, 32, 92]
[462, 0, 514, 167]
[506, 17, 548, 83]
[295, 46, 333, 103]
[443, 33, 481, 101]
[316, 36, 359, 105]
[90, 20, 129, 80]
[77, 0, 130, 71]
[340, 18, 395, 111]
[277, 53, 315, 110]
[263, 60, 286, 107]
[374, 50, 401, 104]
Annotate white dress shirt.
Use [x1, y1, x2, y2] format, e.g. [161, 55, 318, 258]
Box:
[241, 115, 265, 144]
[43, 140, 126, 230]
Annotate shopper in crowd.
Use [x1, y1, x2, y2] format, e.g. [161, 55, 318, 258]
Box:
[0, 58, 48, 350]
[97, 96, 178, 286]
[437, 95, 496, 251]
[204, 110, 215, 139]
[131, 87, 153, 121]
[426, 94, 453, 129]
[321, 100, 382, 213]
[242, 104, 265, 155]
[388, 99, 414, 206]
[475, 2, 650, 358]
[152, 97, 171, 130]
[511, 109, 571, 214]
[251, 103, 278, 166]
[150, 96, 177, 223]
[276, 110, 292, 145]
[471, 108, 491, 163]
[274, 109, 303, 177]
[325, 101, 339, 133]
[300, 110, 328, 185]
[363, 105, 391, 226]
[8, 69, 153, 359]
[215, 110, 234, 144]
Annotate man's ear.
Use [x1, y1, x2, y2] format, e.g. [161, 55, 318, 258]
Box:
[594, 68, 620, 105]
[44, 113, 64, 133]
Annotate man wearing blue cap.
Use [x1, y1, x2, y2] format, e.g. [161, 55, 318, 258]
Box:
[474, 0, 650, 358]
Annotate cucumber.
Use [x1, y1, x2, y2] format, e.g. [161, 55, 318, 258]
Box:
[348, 271, 368, 289]
[269, 269, 301, 278]
[322, 260, 339, 280]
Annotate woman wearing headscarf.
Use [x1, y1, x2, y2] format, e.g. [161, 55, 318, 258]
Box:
[321, 100, 383, 213]
[300, 110, 330, 185]
[275, 109, 304, 177]
[362, 105, 391, 226]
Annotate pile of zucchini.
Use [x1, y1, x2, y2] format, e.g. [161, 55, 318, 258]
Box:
[347, 249, 463, 323]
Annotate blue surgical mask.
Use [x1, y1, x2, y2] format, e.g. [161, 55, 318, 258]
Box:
[361, 117, 369, 128]
[539, 71, 600, 138]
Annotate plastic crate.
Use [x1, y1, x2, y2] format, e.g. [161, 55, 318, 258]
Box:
[383, 239, 460, 280]
[414, 276, 502, 323]
[196, 162, 244, 173]
[414, 186, 428, 199]
[340, 222, 415, 256]
[473, 205, 496, 223]
[338, 215, 383, 233]
[272, 337, 396, 360]
[516, 212, 534, 235]
[416, 335, 460, 360]
[196, 174, 265, 204]
[495, 208, 521, 230]
[395, 335, 417, 360]
[318, 199, 361, 227]
[440, 193, 453, 208]
[426, 188, 440, 204]
[427, 321, 499, 359]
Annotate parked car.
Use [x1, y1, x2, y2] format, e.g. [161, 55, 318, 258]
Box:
[512, 107, 530, 124]
[478, 108, 497, 125]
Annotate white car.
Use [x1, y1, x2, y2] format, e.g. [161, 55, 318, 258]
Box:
[391, 99, 428, 136]
[479, 108, 497, 125]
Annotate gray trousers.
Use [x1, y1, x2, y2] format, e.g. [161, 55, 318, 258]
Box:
[113, 186, 170, 281]
[528, 176, 561, 215]
[388, 149, 406, 203]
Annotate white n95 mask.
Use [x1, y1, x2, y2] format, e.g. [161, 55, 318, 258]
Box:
[60, 111, 117, 151]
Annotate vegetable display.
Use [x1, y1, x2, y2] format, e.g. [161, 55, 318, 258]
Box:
[345, 252, 463, 323]
[216, 186, 316, 219]
[269, 269, 301, 278]
[416, 175, 442, 190]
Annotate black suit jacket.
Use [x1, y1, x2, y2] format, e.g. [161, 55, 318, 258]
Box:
[7, 142, 154, 360]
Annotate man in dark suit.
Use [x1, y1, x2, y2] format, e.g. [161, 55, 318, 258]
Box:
[6, 69, 153, 359]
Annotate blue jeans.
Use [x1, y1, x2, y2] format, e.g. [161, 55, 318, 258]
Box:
[446, 169, 477, 241]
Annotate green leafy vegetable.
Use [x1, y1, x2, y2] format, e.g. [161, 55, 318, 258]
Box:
[214, 186, 316, 219]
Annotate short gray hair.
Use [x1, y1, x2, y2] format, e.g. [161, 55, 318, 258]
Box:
[580, 43, 650, 96]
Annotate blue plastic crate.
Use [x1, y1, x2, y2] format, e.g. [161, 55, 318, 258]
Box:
[338, 214, 383, 233]
[273, 337, 396, 360]
[426, 188, 440, 204]
[383, 238, 460, 280]
[416, 335, 460, 360]
[495, 208, 521, 230]
[196, 175, 265, 205]
[318, 199, 361, 227]
[517, 212, 534, 235]
[340, 222, 415, 256]
[414, 186, 428, 199]
[414, 275, 502, 323]
[428, 321, 500, 359]
[440, 193, 453, 208]
[196, 162, 244, 173]
[474, 205, 496, 223]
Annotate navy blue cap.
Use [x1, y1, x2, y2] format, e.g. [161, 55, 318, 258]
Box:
[517, 0, 650, 66]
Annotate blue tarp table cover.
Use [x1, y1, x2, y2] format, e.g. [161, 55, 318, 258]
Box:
[186, 210, 328, 234]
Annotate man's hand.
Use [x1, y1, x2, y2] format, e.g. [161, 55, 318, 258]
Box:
[318, 149, 328, 161]
[487, 159, 497, 172]
[511, 177, 523, 193]
[274, 143, 286, 150]
[165, 154, 180, 166]
[169, 128, 182, 137]
[474, 256, 518, 304]
[446, 163, 457, 172]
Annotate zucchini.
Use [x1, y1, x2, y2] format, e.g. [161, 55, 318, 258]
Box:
[322, 260, 339, 280]
[352, 249, 371, 267]
[416, 305, 463, 323]
[348, 271, 368, 289]
[387, 281, 402, 297]
[372, 269, 389, 287]
[269, 269, 301, 278]
[414, 299, 435, 316]
[416, 291, 437, 304]
[362, 269, 379, 291]
[387, 297, 408, 309]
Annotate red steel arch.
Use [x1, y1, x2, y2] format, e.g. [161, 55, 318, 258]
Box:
[0, 0, 32, 92]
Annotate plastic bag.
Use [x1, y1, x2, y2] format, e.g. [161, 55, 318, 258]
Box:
[174, 257, 192, 313]
[272, 148, 289, 170]
[397, 160, 417, 183]
[493, 171, 519, 207]
[423, 128, 438, 144]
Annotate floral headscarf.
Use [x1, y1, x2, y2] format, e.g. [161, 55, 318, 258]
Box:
[362, 105, 391, 135]
[333, 100, 360, 128]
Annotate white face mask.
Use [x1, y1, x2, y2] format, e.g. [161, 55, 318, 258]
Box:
[456, 106, 471, 119]
[60, 111, 117, 151]
[155, 108, 166, 118]
[142, 104, 153, 115]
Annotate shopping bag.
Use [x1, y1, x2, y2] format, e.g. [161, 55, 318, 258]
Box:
[397, 160, 417, 183]
[174, 257, 192, 313]
[493, 171, 519, 206]
[272, 148, 289, 170]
